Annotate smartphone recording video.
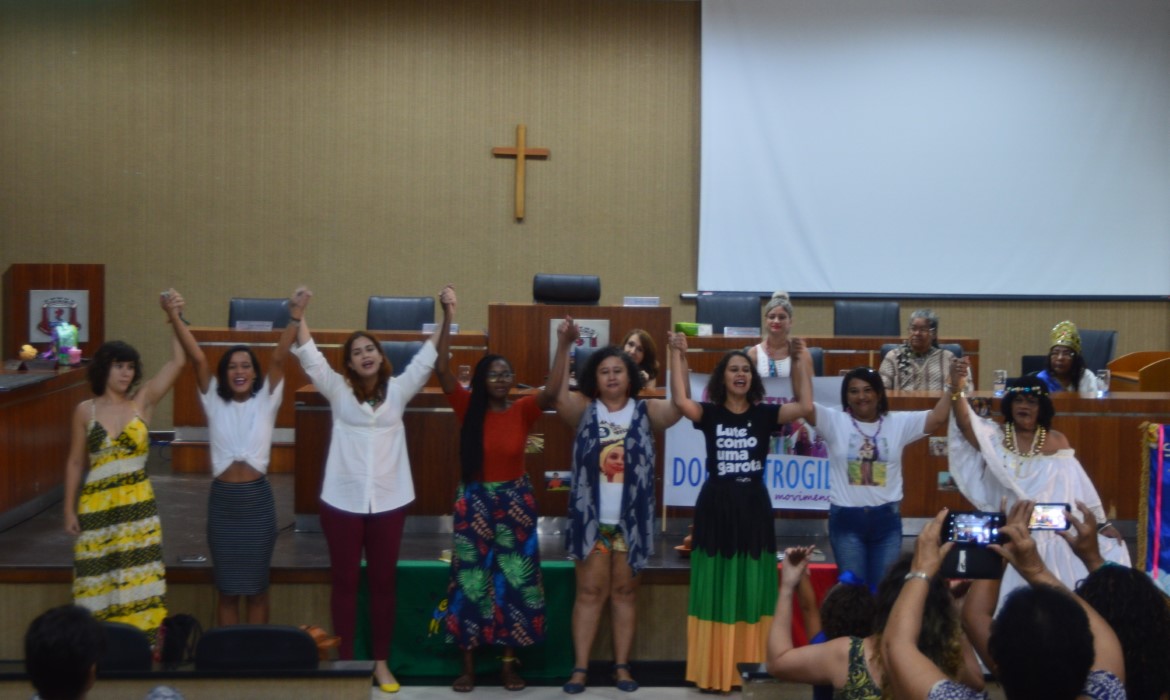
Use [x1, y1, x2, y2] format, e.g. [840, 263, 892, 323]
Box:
[943, 511, 1006, 546]
[1028, 503, 1071, 531]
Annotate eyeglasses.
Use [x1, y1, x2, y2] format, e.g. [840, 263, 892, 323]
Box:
[486, 371, 515, 382]
[908, 325, 934, 335]
[1048, 348, 1075, 358]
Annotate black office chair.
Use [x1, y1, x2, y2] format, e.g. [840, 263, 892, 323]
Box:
[366, 296, 435, 331]
[695, 293, 761, 334]
[381, 340, 424, 377]
[194, 625, 318, 671]
[807, 346, 824, 377]
[532, 274, 601, 305]
[1021, 354, 1046, 376]
[1078, 330, 1117, 372]
[228, 297, 291, 329]
[97, 622, 153, 673]
[833, 300, 901, 337]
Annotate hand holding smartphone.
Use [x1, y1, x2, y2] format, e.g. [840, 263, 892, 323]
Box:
[1028, 503, 1071, 531]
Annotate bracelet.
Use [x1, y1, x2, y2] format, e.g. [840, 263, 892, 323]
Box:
[1096, 520, 1112, 532]
[904, 571, 931, 583]
[288, 316, 303, 324]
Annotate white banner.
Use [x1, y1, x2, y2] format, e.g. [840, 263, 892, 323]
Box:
[664, 374, 842, 510]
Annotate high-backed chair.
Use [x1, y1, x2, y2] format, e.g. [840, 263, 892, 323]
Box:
[695, 293, 761, 334]
[98, 622, 153, 673]
[380, 340, 424, 377]
[194, 625, 318, 671]
[533, 274, 601, 305]
[366, 296, 435, 331]
[833, 300, 901, 337]
[227, 297, 291, 329]
[1078, 330, 1117, 372]
[807, 346, 825, 377]
[1020, 355, 1046, 376]
[572, 345, 598, 387]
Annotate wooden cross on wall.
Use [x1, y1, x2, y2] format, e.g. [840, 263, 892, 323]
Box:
[492, 124, 550, 221]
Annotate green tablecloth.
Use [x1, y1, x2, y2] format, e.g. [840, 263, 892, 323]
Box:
[356, 558, 576, 679]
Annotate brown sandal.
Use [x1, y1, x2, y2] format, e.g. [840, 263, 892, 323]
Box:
[501, 657, 526, 691]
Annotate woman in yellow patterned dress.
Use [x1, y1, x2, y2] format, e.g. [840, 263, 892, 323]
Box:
[63, 290, 188, 645]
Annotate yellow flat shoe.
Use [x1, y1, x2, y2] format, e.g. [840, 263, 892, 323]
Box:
[379, 681, 401, 693]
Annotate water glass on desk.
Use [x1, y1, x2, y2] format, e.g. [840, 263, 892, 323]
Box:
[1095, 369, 1110, 397]
[993, 369, 1007, 397]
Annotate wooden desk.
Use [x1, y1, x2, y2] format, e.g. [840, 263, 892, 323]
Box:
[293, 386, 666, 519]
[0, 368, 92, 528]
[684, 335, 980, 378]
[170, 328, 487, 473]
[487, 303, 672, 388]
[291, 388, 1159, 521]
[1108, 351, 1170, 392]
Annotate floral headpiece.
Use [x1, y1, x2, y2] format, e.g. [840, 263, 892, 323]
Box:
[1006, 384, 1049, 397]
[1049, 320, 1081, 354]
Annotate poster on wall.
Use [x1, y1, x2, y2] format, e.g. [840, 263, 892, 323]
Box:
[664, 374, 841, 510]
[28, 290, 90, 343]
[550, 318, 610, 371]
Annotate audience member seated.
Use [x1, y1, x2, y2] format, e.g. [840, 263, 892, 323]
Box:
[1037, 321, 1105, 393]
[879, 308, 971, 391]
[25, 604, 183, 700]
[620, 328, 660, 387]
[747, 292, 796, 378]
[884, 504, 1127, 700]
[949, 376, 1130, 609]
[793, 567, 875, 700]
[766, 547, 983, 699]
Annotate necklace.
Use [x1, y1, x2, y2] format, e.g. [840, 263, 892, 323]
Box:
[850, 414, 883, 462]
[1004, 422, 1046, 457]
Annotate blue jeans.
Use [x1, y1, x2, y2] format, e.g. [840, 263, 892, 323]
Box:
[828, 502, 903, 588]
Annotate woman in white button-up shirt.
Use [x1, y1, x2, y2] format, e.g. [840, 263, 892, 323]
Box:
[290, 285, 455, 693]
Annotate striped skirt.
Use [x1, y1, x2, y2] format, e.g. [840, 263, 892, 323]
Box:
[207, 477, 277, 596]
[73, 452, 167, 645]
[444, 475, 546, 649]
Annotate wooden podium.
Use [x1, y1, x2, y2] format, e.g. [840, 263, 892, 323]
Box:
[3, 263, 105, 359]
[486, 303, 672, 386]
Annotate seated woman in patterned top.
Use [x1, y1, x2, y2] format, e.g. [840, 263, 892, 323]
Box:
[879, 309, 971, 391]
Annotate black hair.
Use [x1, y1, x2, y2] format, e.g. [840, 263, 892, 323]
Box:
[87, 341, 143, 396]
[1076, 565, 1170, 700]
[214, 345, 265, 401]
[1001, 375, 1055, 429]
[458, 354, 511, 484]
[1045, 347, 1089, 388]
[990, 584, 1094, 700]
[820, 582, 875, 640]
[706, 350, 765, 406]
[24, 604, 105, 700]
[840, 366, 889, 416]
[576, 345, 643, 399]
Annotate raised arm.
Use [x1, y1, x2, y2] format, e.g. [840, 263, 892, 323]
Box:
[923, 357, 968, 434]
[433, 285, 459, 394]
[777, 337, 813, 424]
[795, 566, 823, 642]
[136, 291, 188, 418]
[538, 317, 578, 410]
[766, 546, 847, 685]
[882, 509, 956, 700]
[165, 288, 211, 394]
[554, 330, 589, 427]
[668, 331, 703, 423]
[62, 401, 90, 535]
[267, 286, 308, 393]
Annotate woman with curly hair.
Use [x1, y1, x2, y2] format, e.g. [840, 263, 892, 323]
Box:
[768, 548, 983, 700]
[669, 336, 813, 692]
[63, 291, 188, 645]
[555, 342, 682, 694]
[435, 316, 576, 692]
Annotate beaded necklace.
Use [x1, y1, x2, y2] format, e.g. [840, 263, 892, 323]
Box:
[850, 414, 883, 462]
[1003, 422, 1046, 457]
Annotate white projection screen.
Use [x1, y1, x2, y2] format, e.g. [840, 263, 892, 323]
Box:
[699, 0, 1170, 297]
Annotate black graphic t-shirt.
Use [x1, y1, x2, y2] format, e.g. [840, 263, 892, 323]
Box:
[695, 402, 781, 482]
